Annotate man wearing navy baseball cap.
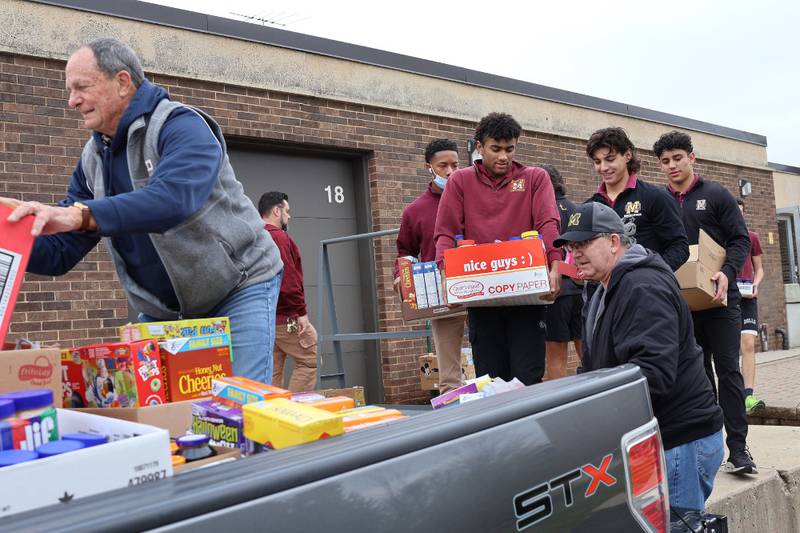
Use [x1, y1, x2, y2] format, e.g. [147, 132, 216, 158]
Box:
[557, 202, 724, 528]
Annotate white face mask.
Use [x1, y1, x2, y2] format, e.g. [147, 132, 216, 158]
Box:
[429, 168, 447, 189]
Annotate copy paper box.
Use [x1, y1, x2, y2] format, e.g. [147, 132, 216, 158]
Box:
[158, 334, 233, 402]
[0, 408, 171, 518]
[0, 345, 62, 408]
[81, 341, 167, 408]
[243, 398, 344, 449]
[675, 229, 727, 311]
[444, 239, 550, 306]
[397, 258, 465, 322]
[119, 317, 230, 342]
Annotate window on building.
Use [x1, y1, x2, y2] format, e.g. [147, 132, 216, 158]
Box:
[778, 214, 799, 284]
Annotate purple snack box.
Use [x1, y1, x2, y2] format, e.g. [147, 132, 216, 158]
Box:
[430, 382, 479, 410]
[191, 400, 245, 450]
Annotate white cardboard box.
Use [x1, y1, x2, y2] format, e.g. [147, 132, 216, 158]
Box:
[0, 409, 172, 517]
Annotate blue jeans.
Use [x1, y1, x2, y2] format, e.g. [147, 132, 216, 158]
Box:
[139, 272, 282, 384]
[665, 430, 724, 511]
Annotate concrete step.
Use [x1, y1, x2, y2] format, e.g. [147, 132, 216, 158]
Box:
[707, 425, 800, 532]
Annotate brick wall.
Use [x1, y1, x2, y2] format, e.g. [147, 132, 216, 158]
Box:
[1, 52, 785, 404]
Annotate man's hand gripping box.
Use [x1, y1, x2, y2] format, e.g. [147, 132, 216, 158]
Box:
[443, 239, 550, 306]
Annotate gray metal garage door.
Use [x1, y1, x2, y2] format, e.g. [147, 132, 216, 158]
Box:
[228, 145, 379, 398]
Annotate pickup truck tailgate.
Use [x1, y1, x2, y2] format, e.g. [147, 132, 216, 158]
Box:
[3, 365, 654, 532]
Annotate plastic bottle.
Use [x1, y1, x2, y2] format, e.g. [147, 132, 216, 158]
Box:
[508, 236, 522, 241]
[176, 434, 215, 462]
[0, 449, 38, 467]
[62, 433, 108, 448]
[36, 439, 85, 458]
[520, 231, 539, 240]
[0, 389, 58, 450]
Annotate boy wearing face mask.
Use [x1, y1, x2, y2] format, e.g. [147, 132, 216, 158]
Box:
[395, 138, 465, 393]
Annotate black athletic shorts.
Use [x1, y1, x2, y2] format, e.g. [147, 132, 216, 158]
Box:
[545, 293, 582, 342]
[740, 297, 758, 334]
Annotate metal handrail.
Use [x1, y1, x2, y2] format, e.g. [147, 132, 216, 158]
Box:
[315, 228, 431, 390]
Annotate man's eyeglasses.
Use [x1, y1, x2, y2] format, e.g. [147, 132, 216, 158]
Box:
[566, 235, 601, 252]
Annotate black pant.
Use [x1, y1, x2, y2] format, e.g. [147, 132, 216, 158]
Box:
[692, 302, 748, 455]
[468, 305, 546, 385]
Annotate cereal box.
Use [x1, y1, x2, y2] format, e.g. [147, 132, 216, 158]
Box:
[158, 334, 233, 402]
[443, 239, 550, 306]
[60, 348, 86, 408]
[81, 340, 166, 408]
[191, 400, 245, 450]
[211, 376, 291, 407]
[243, 398, 343, 449]
[119, 317, 230, 343]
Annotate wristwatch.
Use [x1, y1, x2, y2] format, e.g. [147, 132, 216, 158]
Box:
[72, 201, 93, 232]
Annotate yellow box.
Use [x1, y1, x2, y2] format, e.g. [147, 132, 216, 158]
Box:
[119, 317, 230, 342]
[243, 398, 344, 449]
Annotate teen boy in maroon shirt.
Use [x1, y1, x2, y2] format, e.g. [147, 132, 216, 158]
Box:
[394, 138, 465, 393]
[434, 112, 561, 385]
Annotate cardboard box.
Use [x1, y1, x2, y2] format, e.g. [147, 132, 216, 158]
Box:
[119, 317, 230, 342]
[74, 400, 194, 438]
[315, 387, 367, 407]
[443, 239, 550, 307]
[397, 258, 465, 322]
[0, 346, 62, 408]
[243, 398, 344, 449]
[418, 353, 477, 391]
[82, 340, 167, 408]
[158, 335, 233, 402]
[211, 376, 291, 407]
[0, 408, 171, 518]
[173, 444, 240, 474]
[675, 229, 727, 311]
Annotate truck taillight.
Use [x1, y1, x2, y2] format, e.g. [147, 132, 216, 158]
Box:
[621, 419, 668, 533]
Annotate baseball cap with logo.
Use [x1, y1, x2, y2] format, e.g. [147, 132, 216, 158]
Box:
[554, 202, 625, 247]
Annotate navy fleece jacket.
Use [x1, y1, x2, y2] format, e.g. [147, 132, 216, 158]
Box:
[28, 80, 222, 310]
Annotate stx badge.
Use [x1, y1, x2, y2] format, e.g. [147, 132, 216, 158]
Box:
[511, 179, 526, 192]
[696, 199, 707, 210]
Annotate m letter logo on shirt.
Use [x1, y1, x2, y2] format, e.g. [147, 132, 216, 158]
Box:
[624, 201, 641, 215]
[511, 179, 526, 192]
[568, 213, 581, 227]
[696, 199, 706, 211]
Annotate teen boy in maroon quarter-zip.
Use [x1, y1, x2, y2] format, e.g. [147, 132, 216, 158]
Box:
[434, 112, 561, 385]
[654, 130, 756, 476]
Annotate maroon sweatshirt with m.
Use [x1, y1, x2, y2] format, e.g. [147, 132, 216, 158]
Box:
[434, 161, 561, 264]
[394, 182, 441, 278]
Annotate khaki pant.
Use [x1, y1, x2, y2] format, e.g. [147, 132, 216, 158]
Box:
[272, 323, 318, 392]
[431, 315, 466, 394]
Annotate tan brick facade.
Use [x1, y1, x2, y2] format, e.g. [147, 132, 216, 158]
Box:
[1, 52, 785, 404]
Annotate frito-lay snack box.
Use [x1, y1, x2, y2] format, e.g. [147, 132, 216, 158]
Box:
[211, 376, 291, 407]
[60, 348, 87, 408]
[158, 334, 233, 402]
[243, 398, 344, 449]
[119, 317, 230, 343]
[81, 340, 166, 408]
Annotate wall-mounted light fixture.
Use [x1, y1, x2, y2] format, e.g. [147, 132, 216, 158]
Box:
[739, 178, 752, 197]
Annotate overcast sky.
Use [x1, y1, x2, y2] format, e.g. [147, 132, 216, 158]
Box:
[149, 0, 800, 166]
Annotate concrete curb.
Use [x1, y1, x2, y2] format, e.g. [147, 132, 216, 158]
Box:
[706, 426, 800, 532]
